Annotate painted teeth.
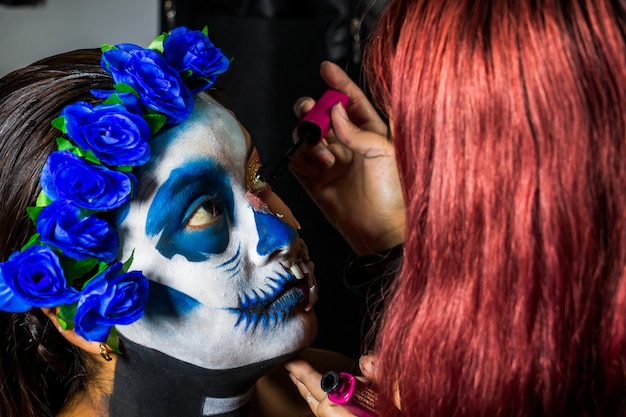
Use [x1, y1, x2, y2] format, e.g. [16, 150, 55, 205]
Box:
[290, 263, 304, 280]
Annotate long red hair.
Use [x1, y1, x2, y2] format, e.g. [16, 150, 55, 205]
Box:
[365, 0, 626, 415]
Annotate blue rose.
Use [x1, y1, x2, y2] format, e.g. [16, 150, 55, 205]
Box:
[37, 201, 119, 263]
[61, 101, 151, 167]
[0, 245, 80, 311]
[40, 150, 136, 211]
[74, 262, 149, 341]
[101, 44, 193, 124]
[163, 27, 230, 94]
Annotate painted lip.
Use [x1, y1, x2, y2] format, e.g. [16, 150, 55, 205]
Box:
[228, 259, 317, 330]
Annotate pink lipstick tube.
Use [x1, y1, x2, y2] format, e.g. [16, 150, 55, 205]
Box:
[296, 89, 350, 144]
[321, 371, 377, 417]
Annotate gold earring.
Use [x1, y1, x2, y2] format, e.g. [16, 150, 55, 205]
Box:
[99, 342, 112, 361]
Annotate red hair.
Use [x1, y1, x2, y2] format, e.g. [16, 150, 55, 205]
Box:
[365, 0, 626, 415]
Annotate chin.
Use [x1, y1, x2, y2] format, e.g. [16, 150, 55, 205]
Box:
[244, 309, 318, 364]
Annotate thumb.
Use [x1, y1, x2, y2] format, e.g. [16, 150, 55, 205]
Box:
[358, 351, 379, 382]
[331, 102, 390, 159]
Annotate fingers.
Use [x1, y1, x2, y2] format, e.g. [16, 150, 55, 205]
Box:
[293, 96, 316, 122]
[358, 352, 402, 411]
[358, 351, 379, 382]
[319, 61, 387, 134]
[330, 103, 391, 159]
[289, 101, 389, 180]
[285, 357, 327, 401]
[285, 358, 362, 417]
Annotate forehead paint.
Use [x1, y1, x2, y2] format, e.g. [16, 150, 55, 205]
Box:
[146, 158, 234, 262]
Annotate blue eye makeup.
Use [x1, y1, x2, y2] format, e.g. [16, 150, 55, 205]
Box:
[146, 158, 234, 262]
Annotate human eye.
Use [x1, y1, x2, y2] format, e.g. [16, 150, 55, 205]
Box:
[246, 149, 270, 195]
[185, 198, 223, 230]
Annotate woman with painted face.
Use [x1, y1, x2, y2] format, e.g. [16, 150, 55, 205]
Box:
[0, 28, 327, 417]
[285, 0, 626, 416]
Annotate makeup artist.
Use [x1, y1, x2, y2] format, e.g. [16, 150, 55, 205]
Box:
[283, 0, 626, 416]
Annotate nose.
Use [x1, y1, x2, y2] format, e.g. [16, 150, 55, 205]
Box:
[259, 191, 300, 231]
[253, 210, 297, 256]
[245, 189, 300, 257]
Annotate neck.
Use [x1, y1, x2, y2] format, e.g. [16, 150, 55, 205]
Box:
[109, 336, 289, 417]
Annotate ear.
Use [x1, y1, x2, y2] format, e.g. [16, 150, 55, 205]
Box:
[40, 307, 115, 359]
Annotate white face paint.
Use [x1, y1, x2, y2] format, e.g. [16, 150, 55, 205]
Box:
[115, 94, 317, 369]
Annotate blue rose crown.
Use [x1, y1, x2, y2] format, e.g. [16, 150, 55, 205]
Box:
[0, 26, 230, 351]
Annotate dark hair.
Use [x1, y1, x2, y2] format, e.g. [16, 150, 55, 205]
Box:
[366, 0, 626, 416]
[0, 49, 113, 417]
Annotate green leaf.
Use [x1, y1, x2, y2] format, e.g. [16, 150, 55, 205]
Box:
[71, 147, 102, 166]
[20, 234, 40, 251]
[114, 83, 139, 98]
[56, 137, 74, 151]
[36, 191, 52, 208]
[202, 26, 209, 36]
[104, 92, 123, 105]
[62, 257, 99, 284]
[121, 250, 135, 273]
[144, 113, 166, 135]
[80, 261, 109, 288]
[181, 69, 193, 79]
[51, 116, 67, 134]
[97, 262, 109, 274]
[106, 327, 123, 355]
[101, 43, 116, 53]
[116, 165, 132, 173]
[57, 303, 78, 331]
[26, 206, 43, 224]
[83, 149, 102, 165]
[148, 33, 166, 53]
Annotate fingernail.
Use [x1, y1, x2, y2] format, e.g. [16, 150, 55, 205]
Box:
[335, 102, 349, 120]
[288, 372, 299, 385]
[315, 147, 335, 167]
[293, 98, 307, 116]
[359, 352, 376, 374]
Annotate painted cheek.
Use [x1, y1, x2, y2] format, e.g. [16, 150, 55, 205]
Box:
[145, 281, 201, 316]
[254, 210, 297, 256]
[156, 218, 230, 262]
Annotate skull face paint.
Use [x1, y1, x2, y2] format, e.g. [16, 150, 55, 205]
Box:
[115, 94, 317, 370]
